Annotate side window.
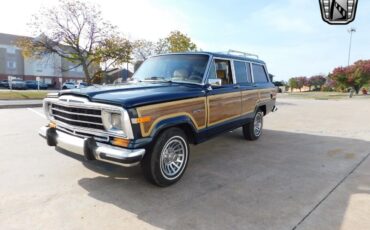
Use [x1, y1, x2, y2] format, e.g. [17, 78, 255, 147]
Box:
[234, 61, 252, 83]
[214, 59, 233, 85]
[252, 64, 269, 83]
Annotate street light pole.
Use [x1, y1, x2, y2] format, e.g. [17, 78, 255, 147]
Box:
[347, 28, 356, 66]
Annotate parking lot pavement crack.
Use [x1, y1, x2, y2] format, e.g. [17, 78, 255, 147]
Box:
[291, 152, 370, 230]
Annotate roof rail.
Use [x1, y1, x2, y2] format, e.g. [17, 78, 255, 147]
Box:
[227, 49, 259, 59]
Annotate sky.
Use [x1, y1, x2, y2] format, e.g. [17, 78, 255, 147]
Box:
[0, 0, 369, 81]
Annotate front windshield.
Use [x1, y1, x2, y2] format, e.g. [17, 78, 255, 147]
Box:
[133, 54, 209, 84]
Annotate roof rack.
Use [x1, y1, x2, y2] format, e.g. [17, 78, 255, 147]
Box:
[227, 49, 259, 59]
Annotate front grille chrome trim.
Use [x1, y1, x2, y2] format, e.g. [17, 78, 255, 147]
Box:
[57, 125, 110, 142]
[51, 107, 102, 118]
[43, 97, 134, 139]
[53, 114, 104, 126]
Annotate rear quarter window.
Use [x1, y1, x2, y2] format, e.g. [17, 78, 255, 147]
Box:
[252, 64, 269, 83]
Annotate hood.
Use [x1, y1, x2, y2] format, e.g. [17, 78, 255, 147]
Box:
[59, 82, 206, 108]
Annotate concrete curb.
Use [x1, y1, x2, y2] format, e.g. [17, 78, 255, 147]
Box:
[0, 99, 43, 109]
[0, 103, 43, 109]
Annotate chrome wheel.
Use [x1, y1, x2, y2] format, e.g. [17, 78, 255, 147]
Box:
[159, 136, 188, 180]
[254, 112, 263, 137]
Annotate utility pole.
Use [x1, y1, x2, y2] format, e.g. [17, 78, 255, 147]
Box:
[347, 28, 356, 66]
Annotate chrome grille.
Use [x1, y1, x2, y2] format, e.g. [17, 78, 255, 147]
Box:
[56, 125, 109, 142]
[51, 104, 105, 130]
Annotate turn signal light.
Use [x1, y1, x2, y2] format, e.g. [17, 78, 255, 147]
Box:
[112, 137, 130, 147]
[136, 116, 152, 123]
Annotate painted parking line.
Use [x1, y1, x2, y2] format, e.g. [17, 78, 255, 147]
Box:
[27, 108, 46, 119]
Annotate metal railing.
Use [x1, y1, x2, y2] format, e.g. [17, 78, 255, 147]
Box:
[227, 49, 259, 59]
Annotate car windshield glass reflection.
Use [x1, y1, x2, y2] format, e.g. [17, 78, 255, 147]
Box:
[133, 54, 209, 84]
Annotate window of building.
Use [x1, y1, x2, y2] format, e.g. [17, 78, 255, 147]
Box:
[76, 66, 83, 72]
[252, 64, 269, 83]
[234, 61, 252, 83]
[6, 47, 16, 54]
[36, 63, 43, 72]
[7, 61, 16, 69]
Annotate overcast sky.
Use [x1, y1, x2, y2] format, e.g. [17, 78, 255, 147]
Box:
[0, 0, 369, 81]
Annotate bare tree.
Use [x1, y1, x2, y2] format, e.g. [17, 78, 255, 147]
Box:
[17, 0, 132, 84]
[132, 40, 156, 61]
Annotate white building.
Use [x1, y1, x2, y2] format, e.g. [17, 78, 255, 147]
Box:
[0, 32, 85, 88]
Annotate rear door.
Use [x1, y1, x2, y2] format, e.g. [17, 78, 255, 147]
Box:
[234, 61, 259, 116]
[206, 58, 242, 127]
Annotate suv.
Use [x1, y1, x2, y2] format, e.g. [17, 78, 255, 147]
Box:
[10, 80, 27, 90]
[39, 51, 277, 186]
[62, 82, 76, 89]
[0, 80, 9, 88]
[25, 80, 48, 90]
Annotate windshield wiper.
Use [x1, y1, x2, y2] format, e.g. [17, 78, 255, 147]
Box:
[142, 76, 172, 83]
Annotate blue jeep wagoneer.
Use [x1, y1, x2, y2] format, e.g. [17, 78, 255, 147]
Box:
[39, 51, 277, 186]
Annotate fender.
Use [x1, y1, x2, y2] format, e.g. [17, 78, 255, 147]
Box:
[149, 115, 198, 139]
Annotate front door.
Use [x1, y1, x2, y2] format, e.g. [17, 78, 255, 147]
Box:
[206, 59, 242, 126]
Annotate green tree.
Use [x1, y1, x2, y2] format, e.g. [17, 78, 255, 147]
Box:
[288, 78, 298, 92]
[165, 31, 197, 53]
[17, 0, 132, 84]
[132, 31, 198, 68]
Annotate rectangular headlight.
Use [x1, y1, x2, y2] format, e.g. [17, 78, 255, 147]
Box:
[102, 110, 133, 139]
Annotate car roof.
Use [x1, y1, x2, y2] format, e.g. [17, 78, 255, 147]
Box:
[153, 51, 266, 64]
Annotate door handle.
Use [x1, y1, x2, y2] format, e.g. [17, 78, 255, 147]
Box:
[234, 85, 240, 89]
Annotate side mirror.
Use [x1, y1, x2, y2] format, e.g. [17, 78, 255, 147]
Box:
[208, 78, 222, 87]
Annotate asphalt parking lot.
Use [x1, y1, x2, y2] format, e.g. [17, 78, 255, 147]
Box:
[1, 98, 370, 230]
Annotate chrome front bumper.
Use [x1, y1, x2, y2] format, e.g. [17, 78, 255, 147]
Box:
[39, 126, 145, 167]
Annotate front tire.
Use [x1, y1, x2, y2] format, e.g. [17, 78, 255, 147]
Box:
[243, 109, 264, 141]
[141, 128, 189, 187]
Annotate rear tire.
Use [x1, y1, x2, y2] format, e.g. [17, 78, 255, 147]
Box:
[243, 109, 264, 141]
[141, 128, 189, 187]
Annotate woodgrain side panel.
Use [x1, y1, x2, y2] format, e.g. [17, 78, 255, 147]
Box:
[259, 88, 273, 103]
[136, 98, 207, 137]
[207, 92, 242, 126]
[242, 90, 259, 114]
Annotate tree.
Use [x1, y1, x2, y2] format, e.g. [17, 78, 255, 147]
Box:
[132, 31, 198, 62]
[165, 31, 197, 53]
[17, 0, 132, 84]
[132, 39, 157, 61]
[296, 76, 308, 92]
[351, 60, 370, 93]
[288, 78, 298, 92]
[308, 75, 326, 90]
[331, 60, 370, 94]
[288, 77, 308, 92]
